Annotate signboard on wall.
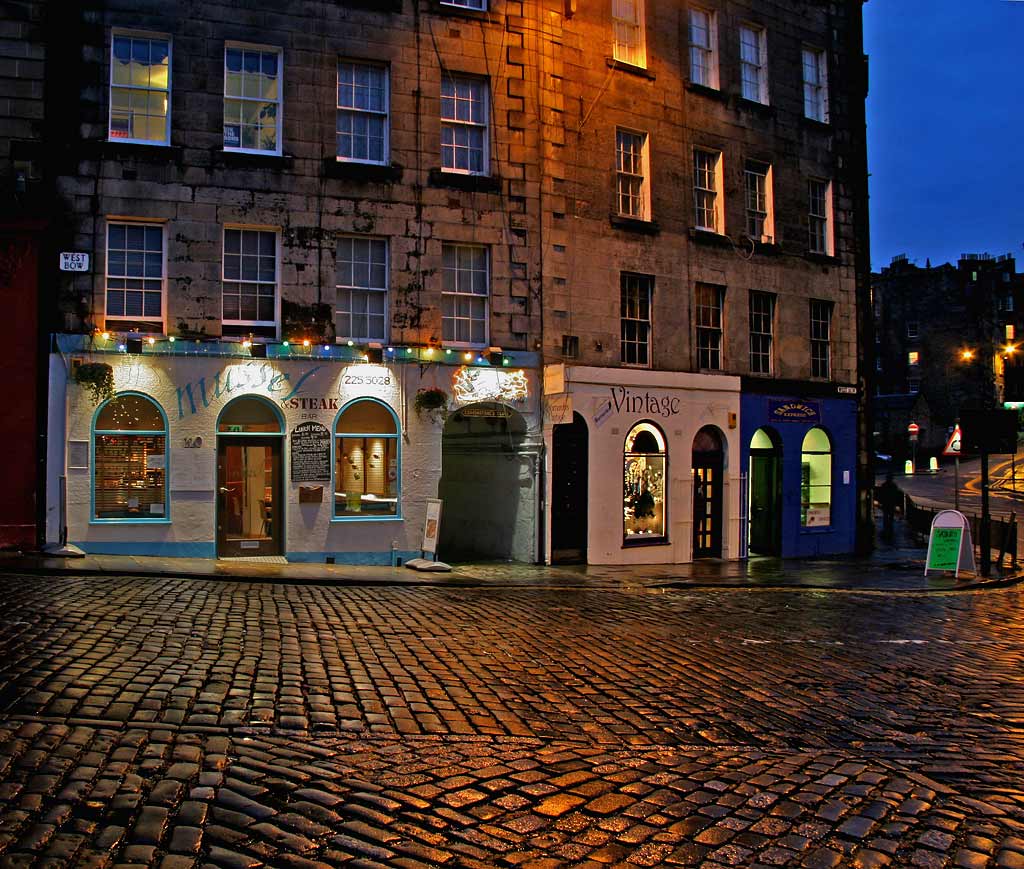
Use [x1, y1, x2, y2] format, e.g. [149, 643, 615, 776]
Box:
[422, 499, 442, 554]
[769, 399, 821, 423]
[290, 422, 331, 482]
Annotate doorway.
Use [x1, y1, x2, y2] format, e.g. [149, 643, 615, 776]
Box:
[552, 412, 588, 563]
[692, 426, 724, 558]
[216, 396, 284, 557]
[748, 427, 782, 555]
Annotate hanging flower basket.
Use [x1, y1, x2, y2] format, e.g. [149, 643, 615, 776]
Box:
[74, 362, 115, 405]
[414, 387, 449, 420]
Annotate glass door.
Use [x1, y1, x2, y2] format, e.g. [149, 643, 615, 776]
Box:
[217, 437, 282, 556]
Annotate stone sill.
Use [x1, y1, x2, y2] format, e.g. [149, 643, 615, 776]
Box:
[685, 81, 727, 103]
[324, 160, 404, 183]
[428, 168, 501, 193]
[609, 214, 660, 235]
[605, 57, 656, 80]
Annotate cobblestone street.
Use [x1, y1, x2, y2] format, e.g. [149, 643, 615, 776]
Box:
[1, 575, 1024, 867]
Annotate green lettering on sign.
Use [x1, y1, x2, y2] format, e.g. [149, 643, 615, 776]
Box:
[927, 527, 963, 571]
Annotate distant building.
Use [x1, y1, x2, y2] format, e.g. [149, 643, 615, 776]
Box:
[872, 252, 1023, 463]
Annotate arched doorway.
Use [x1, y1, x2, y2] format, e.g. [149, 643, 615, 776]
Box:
[692, 425, 725, 558]
[438, 402, 537, 562]
[216, 395, 284, 557]
[552, 412, 588, 562]
[748, 427, 781, 555]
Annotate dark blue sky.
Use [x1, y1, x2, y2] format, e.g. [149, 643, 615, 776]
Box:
[864, 1, 1024, 271]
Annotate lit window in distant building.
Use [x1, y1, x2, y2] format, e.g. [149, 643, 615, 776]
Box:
[908, 351, 920, 366]
[616, 129, 649, 219]
[694, 149, 723, 232]
[224, 45, 282, 154]
[802, 47, 829, 122]
[441, 74, 488, 175]
[744, 160, 773, 242]
[688, 7, 718, 88]
[337, 62, 389, 164]
[441, 0, 486, 8]
[1007, 324, 1016, 341]
[621, 273, 653, 367]
[906, 321, 919, 339]
[109, 33, 170, 144]
[696, 283, 724, 370]
[612, 0, 646, 68]
[808, 179, 833, 255]
[739, 24, 768, 104]
[810, 299, 832, 378]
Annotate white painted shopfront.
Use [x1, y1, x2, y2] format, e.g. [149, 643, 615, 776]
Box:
[543, 365, 742, 565]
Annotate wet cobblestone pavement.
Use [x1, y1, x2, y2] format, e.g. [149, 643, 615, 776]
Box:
[1, 575, 1023, 867]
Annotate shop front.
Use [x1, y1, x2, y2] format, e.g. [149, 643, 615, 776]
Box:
[46, 336, 541, 564]
[543, 365, 742, 565]
[740, 383, 857, 558]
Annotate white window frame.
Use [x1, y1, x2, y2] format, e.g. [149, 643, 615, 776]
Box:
[696, 283, 724, 371]
[108, 31, 172, 146]
[440, 74, 489, 176]
[442, 243, 489, 347]
[621, 272, 653, 368]
[688, 6, 718, 89]
[810, 299, 832, 379]
[802, 47, 829, 123]
[749, 290, 774, 375]
[104, 219, 166, 328]
[615, 128, 650, 220]
[693, 148, 723, 233]
[612, 0, 647, 68]
[336, 235, 389, 344]
[744, 160, 774, 243]
[336, 60, 389, 165]
[739, 23, 768, 105]
[441, 0, 486, 8]
[808, 178, 834, 255]
[223, 43, 283, 156]
[222, 226, 281, 330]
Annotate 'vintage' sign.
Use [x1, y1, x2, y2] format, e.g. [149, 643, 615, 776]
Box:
[768, 399, 821, 423]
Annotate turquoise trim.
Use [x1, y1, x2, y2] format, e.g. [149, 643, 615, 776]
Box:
[330, 515, 403, 523]
[73, 540, 216, 557]
[216, 393, 285, 433]
[90, 391, 170, 524]
[287, 550, 421, 566]
[332, 397, 402, 521]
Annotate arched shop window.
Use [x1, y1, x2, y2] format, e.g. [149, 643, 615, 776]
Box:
[334, 400, 399, 517]
[93, 392, 168, 521]
[801, 427, 832, 527]
[623, 421, 667, 542]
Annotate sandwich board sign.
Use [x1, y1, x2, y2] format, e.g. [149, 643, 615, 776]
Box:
[422, 499, 442, 555]
[924, 510, 975, 577]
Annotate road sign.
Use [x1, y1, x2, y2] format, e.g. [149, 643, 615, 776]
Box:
[943, 424, 962, 457]
[924, 510, 976, 577]
[59, 252, 89, 272]
[908, 421, 919, 443]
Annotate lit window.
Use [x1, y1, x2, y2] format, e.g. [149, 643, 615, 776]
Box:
[621, 273, 653, 366]
[109, 33, 171, 144]
[337, 61, 388, 164]
[744, 160, 773, 242]
[906, 321, 919, 339]
[616, 129, 649, 219]
[749, 290, 774, 374]
[696, 283, 723, 370]
[801, 427, 831, 527]
[442, 243, 488, 345]
[334, 400, 399, 518]
[693, 148, 722, 232]
[223, 45, 282, 154]
[1007, 324, 1016, 341]
[612, 0, 646, 68]
[908, 350, 920, 366]
[441, 0, 486, 8]
[93, 393, 167, 521]
[441, 75, 488, 175]
[739, 24, 768, 104]
[688, 7, 718, 88]
[223, 228, 278, 326]
[624, 422, 666, 541]
[105, 222, 164, 325]
[808, 179, 833, 255]
[802, 47, 829, 122]
[810, 299, 832, 378]
[336, 236, 388, 342]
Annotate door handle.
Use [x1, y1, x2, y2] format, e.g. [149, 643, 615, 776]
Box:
[219, 487, 231, 494]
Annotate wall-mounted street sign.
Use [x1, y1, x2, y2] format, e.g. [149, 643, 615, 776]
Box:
[924, 510, 976, 577]
[942, 424, 962, 457]
[908, 421, 920, 443]
[59, 252, 90, 272]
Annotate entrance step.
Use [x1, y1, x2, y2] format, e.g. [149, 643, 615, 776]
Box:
[217, 555, 289, 564]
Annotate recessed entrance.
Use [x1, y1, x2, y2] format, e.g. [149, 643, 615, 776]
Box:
[748, 427, 782, 555]
[216, 396, 284, 558]
[692, 425, 724, 559]
[552, 412, 588, 563]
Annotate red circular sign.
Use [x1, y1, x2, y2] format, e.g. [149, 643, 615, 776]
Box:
[908, 422, 920, 434]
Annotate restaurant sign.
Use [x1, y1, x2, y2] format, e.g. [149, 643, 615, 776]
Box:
[768, 399, 821, 423]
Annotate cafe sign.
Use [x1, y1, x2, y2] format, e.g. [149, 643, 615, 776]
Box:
[769, 399, 821, 423]
[452, 367, 529, 404]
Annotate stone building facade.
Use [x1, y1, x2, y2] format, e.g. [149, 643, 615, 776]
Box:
[29, 0, 870, 564]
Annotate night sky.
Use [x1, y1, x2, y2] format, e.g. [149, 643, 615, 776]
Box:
[864, 1, 1024, 272]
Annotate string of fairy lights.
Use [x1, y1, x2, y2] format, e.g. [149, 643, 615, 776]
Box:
[90, 331, 514, 367]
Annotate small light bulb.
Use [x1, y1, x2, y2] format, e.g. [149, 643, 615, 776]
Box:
[445, 348, 452, 355]
[347, 340, 354, 347]
[503, 357, 510, 366]
[118, 344, 126, 351]
[407, 347, 414, 355]
[147, 336, 155, 345]
[362, 354, 369, 361]
[323, 344, 330, 351]
[101, 332, 110, 341]
[168, 336, 175, 343]
[387, 347, 394, 353]
[464, 352, 473, 361]
[242, 339, 251, 349]
[425, 347, 434, 356]
[302, 339, 310, 348]
[283, 340, 289, 347]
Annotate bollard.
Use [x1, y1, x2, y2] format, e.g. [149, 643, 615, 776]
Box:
[929, 456, 938, 473]
[904, 459, 914, 475]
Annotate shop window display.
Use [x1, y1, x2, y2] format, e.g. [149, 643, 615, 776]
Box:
[335, 400, 399, 517]
[623, 421, 666, 541]
[801, 426, 832, 526]
[93, 393, 167, 520]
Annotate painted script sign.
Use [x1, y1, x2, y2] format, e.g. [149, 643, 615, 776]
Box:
[768, 399, 821, 423]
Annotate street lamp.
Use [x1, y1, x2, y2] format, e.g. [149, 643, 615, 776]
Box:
[960, 349, 975, 361]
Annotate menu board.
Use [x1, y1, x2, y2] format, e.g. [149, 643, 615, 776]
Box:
[291, 422, 331, 482]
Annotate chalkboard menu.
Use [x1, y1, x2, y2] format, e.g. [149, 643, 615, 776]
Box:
[290, 422, 331, 482]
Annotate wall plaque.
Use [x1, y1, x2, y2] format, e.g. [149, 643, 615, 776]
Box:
[290, 421, 331, 482]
